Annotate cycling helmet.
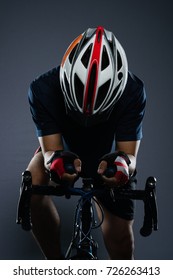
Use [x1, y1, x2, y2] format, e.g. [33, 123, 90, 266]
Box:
[60, 26, 128, 126]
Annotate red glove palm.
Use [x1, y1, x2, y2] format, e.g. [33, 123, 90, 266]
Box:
[47, 151, 80, 183]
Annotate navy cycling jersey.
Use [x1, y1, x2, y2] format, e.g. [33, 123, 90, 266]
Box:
[28, 66, 146, 177]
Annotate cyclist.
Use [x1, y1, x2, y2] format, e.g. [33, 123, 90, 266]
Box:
[27, 26, 146, 259]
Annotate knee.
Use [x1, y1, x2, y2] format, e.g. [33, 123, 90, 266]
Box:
[108, 231, 134, 260]
[103, 221, 134, 259]
[26, 153, 51, 213]
[117, 231, 134, 259]
[31, 194, 52, 213]
[27, 152, 49, 185]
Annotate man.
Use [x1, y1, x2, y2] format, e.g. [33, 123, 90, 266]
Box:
[27, 26, 146, 259]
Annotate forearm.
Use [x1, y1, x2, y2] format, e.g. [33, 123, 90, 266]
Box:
[44, 151, 56, 170]
[38, 134, 64, 170]
[126, 154, 136, 176]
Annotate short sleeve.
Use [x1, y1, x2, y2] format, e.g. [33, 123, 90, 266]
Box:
[115, 79, 146, 141]
[28, 67, 64, 137]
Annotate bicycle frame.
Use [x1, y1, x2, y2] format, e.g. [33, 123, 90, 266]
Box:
[65, 179, 99, 259]
[16, 171, 158, 259]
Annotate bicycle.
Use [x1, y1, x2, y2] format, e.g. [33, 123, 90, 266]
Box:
[16, 169, 158, 260]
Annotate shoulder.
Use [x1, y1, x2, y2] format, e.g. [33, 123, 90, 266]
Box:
[29, 66, 61, 95]
[128, 71, 144, 87]
[28, 66, 65, 113]
[112, 72, 146, 118]
[125, 72, 146, 100]
[117, 72, 146, 110]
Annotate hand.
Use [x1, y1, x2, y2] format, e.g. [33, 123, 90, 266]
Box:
[47, 151, 81, 183]
[97, 152, 130, 187]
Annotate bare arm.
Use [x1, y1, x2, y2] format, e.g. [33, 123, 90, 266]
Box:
[38, 133, 81, 178]
[38, 133, 64, 169]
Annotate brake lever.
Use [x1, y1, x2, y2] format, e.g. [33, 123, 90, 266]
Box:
[140, 176, 158, 236]
[16, 171, 32, 231]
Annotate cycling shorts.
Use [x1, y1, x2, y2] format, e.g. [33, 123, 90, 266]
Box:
[94, 176, 137, 221]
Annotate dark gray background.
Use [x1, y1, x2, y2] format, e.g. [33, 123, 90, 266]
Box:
[0, 0, 172, 259]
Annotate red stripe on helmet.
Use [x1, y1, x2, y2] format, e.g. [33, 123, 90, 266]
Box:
[83, 26, 104, 115]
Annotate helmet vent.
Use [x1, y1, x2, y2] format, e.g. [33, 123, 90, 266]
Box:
[118, 72, 123, 80]
[108, 83, 121, 104]
[74, 74, 84, 108]
[85, 63, 97, 114]
[95, 79, 111, 110]
[108, 40, 114, 53]
[117, 50, 122, 70]
[81, 43, 92, 68]
[69, 43, 79, 64]
[64, 73, 70, 96]
[101, 46, 109, 70]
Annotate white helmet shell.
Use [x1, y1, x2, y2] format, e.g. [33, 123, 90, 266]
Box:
[60, 26, 128, 126]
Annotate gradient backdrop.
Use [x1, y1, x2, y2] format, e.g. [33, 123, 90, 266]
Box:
[0, 0, 172, 259]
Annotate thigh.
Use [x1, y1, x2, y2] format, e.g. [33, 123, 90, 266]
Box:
[96, 201, 134, 235]
[94, 177, 137, 220]
[27, 151, 49, 185]
[95, 200, 134, 256]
